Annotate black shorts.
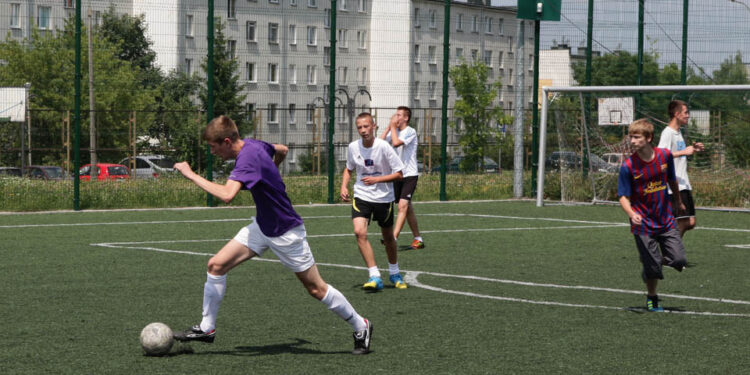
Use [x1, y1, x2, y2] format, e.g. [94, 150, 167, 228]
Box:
[393, 176, 419, 202]
[670, 190, 696, 219]
[351, 198, 394, 228]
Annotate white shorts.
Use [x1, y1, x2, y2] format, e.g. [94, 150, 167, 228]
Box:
[233, 219, 315, 273]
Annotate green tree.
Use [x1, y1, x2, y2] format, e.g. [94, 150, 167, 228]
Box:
[448, 60, 511, 172]
[98, 6, 161, 89]
[155, 70, 203, 164]
[199, 18, 248, 136]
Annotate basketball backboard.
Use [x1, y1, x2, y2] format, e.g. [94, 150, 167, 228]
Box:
[0, 87, 26, 122]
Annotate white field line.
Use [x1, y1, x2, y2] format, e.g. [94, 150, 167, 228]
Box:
[725, 244, 750, 249]
[91, 239, 750, 318]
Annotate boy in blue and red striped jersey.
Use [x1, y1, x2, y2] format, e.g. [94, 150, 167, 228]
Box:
[617, 118, 687, 312]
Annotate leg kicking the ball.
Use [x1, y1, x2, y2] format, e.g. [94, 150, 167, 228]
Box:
[172, 115, 373, 354]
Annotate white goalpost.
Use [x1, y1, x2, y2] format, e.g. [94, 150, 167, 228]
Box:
[536, 84, 750, 207]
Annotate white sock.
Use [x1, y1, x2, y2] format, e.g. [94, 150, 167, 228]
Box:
[388, 263, 400, 276]
[368, 266, 381, 278]
[199, 273, 226, 333]
[321, 284, 367, 332]
[414, 236, 423, 242]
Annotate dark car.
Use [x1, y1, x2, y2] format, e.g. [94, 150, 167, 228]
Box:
[0, 167, 22, 177]
[545, 151, 582, 170]
[431, 156, 499, 174]
[24, 165, 66, 180]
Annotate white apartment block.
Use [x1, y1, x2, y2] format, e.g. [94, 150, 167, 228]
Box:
[1, 0, 535, 170]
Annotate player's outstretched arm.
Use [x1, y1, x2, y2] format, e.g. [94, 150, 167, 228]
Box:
[174, 161, 243, 203]
[361, 171, 403, 185]
[272, 144, 288, 167]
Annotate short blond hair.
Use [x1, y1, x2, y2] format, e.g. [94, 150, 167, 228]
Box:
[628, 118, 654, 141]
[202, 115, 240, 144]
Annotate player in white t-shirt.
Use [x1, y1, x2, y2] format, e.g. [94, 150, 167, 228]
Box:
[379, 106, 425, 250]
[341, 112, 407, 291]
[657, 100, 704, 237]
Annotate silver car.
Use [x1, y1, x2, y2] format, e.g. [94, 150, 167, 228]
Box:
[119, 155, 176, 178]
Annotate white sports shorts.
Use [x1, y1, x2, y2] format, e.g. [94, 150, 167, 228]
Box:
[233, 218, 315, 273]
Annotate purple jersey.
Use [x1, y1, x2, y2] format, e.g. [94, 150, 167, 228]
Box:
[229, 139, 303, 237]
[617, 147, 677, 235]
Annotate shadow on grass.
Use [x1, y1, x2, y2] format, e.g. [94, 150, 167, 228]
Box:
[171, 338, 352, 356]
[624, 306, 688, 314]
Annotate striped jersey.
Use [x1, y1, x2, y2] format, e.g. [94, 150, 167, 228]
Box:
[617, 147, 677, 235]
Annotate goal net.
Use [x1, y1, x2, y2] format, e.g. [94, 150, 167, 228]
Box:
[535, 85, 750, 208]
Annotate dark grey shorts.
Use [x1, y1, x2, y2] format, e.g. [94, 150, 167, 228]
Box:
[633, 228, 687, 281]
[670, 190, 696, 219]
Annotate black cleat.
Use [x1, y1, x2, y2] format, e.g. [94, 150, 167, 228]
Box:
[352, 319, 372, 355]
[174, 325, 216, 343]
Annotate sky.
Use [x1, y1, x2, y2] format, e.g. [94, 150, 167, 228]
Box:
[485, 0, 750, 76]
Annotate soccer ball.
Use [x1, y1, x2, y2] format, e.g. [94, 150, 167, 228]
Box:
[139, 322, 174, 356]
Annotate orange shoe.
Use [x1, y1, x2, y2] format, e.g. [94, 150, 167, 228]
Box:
[410, 239, 425, 250]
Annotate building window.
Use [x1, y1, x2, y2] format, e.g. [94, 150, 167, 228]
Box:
[456, 48, 463, 62]
[268, 23, 280, 44]
[307, 26, 317, 46]
[428, 9, 436, 29]
[247, 103, 256, 122]
[268, 63, 279, 83]
[306, 104, 315, 123]
[185, 59, 193, 75]
[498, 51, 504, 67]
[359, 67, 367, 86]
[428, 81, 436, 100]
[246, 21, 257, 42]
[186, 15, 194, 38]
[37, 6, 52, 30]
[227, 0, 236, 19]
[338, 29, 348, 48]
[483, 51, 493, 67]
[357, 30, 366, 49]
[323, 47, 330, 66]
[428, 46, 436, 65]
[485, 17, 492, 34]
[289, 24, 297, 45]
[269, 0, 279, 4]
[246, 63, 256, 82]
[227, 40, 236, 59]
[498, 18, 504, 35]
[94, 11, 102, 26]
[64, 0, 74, 8]
[268, 104, 278, 123]
[288, 104, 296, 124]
[290, 0, 297, 5]
[307, 65, 317, 85]
[414, 8, 420, 28]
[289, 64, 297, 85]
[358, 0, 366, 12]
[471, 49, 478, 61]
[456, 13, 463, 31]
[414, 81, 420, 99]
[324, 8, 331, 28]
[414, 44, 420, 63]
[339, 67, 347, 85]
[472, 15, 478, 33]
[308, 0, 317, 7]
[10, 4, 21, 28]
[339, 0, 347, 11]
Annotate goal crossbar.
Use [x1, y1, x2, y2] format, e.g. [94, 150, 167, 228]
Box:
[536, 84, 750, 207]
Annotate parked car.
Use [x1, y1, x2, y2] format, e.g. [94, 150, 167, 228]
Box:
[118, 155, 176, 178]
[24, 165, 66, 180]
[431, 156, 499, 174]
[602, 152, 626, 168]
[545, 151, 582, 170]
[0, 167, 22, 177]
[79, 163, 130, 181]
[588, 154, 618, 173]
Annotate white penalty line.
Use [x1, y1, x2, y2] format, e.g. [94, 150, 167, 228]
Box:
[91, 240, 750, 318]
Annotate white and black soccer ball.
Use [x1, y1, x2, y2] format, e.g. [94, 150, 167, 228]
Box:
[140, 322, 174, 356]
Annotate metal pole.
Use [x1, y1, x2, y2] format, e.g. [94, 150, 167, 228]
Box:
[73, 0, 82, 210]
[328, 1, 338, 204]
[206, 0, 215, 206]
[530, 17, 541, 196]
[439, 0, 451, 201]
[636, 0, 645, 114]
[512, 20, 525, 198]
[582, 0, 594, 177]
[680, 0, 689, 87]
[535, 87, 549, 207]
[87, 7, 97, 175]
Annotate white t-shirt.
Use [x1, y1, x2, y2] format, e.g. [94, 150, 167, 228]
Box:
[385, 126, 419, 177]
[346, 138, 405, 203]
[657, 126, 691, 192]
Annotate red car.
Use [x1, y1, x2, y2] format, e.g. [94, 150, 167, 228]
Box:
[79, 163, 130, 181]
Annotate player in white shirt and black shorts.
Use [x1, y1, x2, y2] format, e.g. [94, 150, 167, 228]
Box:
[658, 100, 704, 238]
[380, 106, 425, 250]
[341, 112, 408, 291]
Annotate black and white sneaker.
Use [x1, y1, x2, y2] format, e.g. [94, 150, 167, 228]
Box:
[352, 319, 372, 355]
[174, 325, 216, 343]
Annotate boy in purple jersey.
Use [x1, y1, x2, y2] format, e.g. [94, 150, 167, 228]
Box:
[617, 118, 687, 312]
[172, 115, 372, 354]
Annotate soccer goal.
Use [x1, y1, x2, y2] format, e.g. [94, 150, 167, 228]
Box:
[535, 84, 750, 207]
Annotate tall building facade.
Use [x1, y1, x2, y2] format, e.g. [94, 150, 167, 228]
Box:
[1, 0, 535, 170]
